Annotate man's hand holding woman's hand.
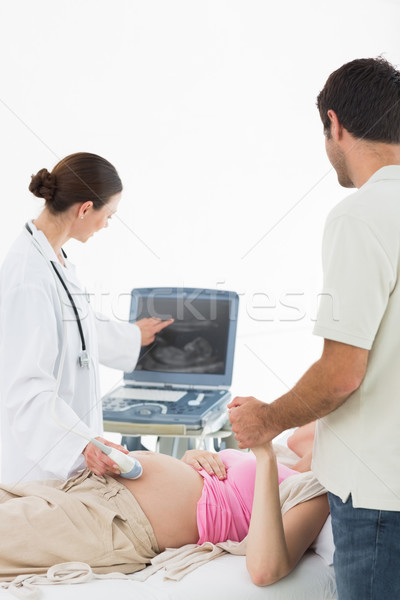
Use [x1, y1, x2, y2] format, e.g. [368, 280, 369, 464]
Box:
[228, 395, 276, 449]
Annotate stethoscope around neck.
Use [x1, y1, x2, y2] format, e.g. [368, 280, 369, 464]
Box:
[25, 222, 89, 368]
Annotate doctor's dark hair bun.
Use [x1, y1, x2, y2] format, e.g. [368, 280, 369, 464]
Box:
[29, 169, 56, 202]
[28, 152, 123, 214]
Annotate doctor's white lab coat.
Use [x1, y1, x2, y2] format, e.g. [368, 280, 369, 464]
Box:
[0, 222, 141, 483]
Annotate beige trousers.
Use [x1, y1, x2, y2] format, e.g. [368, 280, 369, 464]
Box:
[0, 469, 159, 581]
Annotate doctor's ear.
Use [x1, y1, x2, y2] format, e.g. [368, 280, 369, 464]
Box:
[78, 201, 94, 219]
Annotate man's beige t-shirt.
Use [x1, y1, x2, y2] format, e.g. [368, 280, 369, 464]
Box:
[312, 165, 400, 510]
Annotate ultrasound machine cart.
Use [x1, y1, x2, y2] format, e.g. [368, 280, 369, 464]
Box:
[102, 288, 239, 455]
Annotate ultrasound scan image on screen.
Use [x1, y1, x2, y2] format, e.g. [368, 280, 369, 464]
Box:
[135, 296, 230, 375]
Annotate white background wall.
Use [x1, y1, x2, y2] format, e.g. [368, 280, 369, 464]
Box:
[1, 0, 399, 408]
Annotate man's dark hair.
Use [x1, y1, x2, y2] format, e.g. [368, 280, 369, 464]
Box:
[317, 57, 400, 143]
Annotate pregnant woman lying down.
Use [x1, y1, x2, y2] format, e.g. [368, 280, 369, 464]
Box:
[0, 424, 328, 586]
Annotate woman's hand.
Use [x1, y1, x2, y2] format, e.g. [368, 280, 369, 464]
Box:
[181, 449, 227, 480]
[135, 317, 174, 346]
[250, 441, 276, 461]
[83, 437, 129, 476]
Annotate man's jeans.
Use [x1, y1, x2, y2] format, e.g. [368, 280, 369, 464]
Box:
[328, 492, 400, 600]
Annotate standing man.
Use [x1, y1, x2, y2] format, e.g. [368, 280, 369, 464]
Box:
[229, 57, 400, 599]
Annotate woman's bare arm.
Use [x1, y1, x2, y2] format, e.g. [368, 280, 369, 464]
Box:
[246, 443, 329, 586]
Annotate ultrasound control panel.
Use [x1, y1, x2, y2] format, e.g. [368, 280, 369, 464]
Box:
[102, 388, 229, 428]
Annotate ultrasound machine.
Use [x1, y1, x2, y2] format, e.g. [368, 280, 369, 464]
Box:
[102, 288, 239, 442]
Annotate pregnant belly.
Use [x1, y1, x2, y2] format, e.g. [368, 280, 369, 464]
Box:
[116, 451, 204, 551]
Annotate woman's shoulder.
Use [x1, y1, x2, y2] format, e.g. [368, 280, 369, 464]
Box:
[0, 231, 57, 295]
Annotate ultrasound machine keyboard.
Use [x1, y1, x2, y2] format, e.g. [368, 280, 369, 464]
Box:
[110, 387, 186, 402]
[102, 387, 229, 425]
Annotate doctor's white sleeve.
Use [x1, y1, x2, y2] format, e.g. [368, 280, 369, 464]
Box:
[95, 313, 141, 372]
[0, 283, 97, 480]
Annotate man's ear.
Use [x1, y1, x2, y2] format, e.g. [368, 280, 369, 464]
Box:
[327, 109, 344, 141]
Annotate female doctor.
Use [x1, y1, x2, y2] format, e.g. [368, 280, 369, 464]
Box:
[0, 152, 172, 483]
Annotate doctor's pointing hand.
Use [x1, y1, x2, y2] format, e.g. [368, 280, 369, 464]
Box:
[136, 317, 174, 346]
[0, 152, 172, 483]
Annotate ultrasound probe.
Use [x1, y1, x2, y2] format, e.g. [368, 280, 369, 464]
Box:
[51, 396, 143, 479]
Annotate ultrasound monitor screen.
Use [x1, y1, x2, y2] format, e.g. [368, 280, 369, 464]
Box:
[134, 296, 231, 375]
